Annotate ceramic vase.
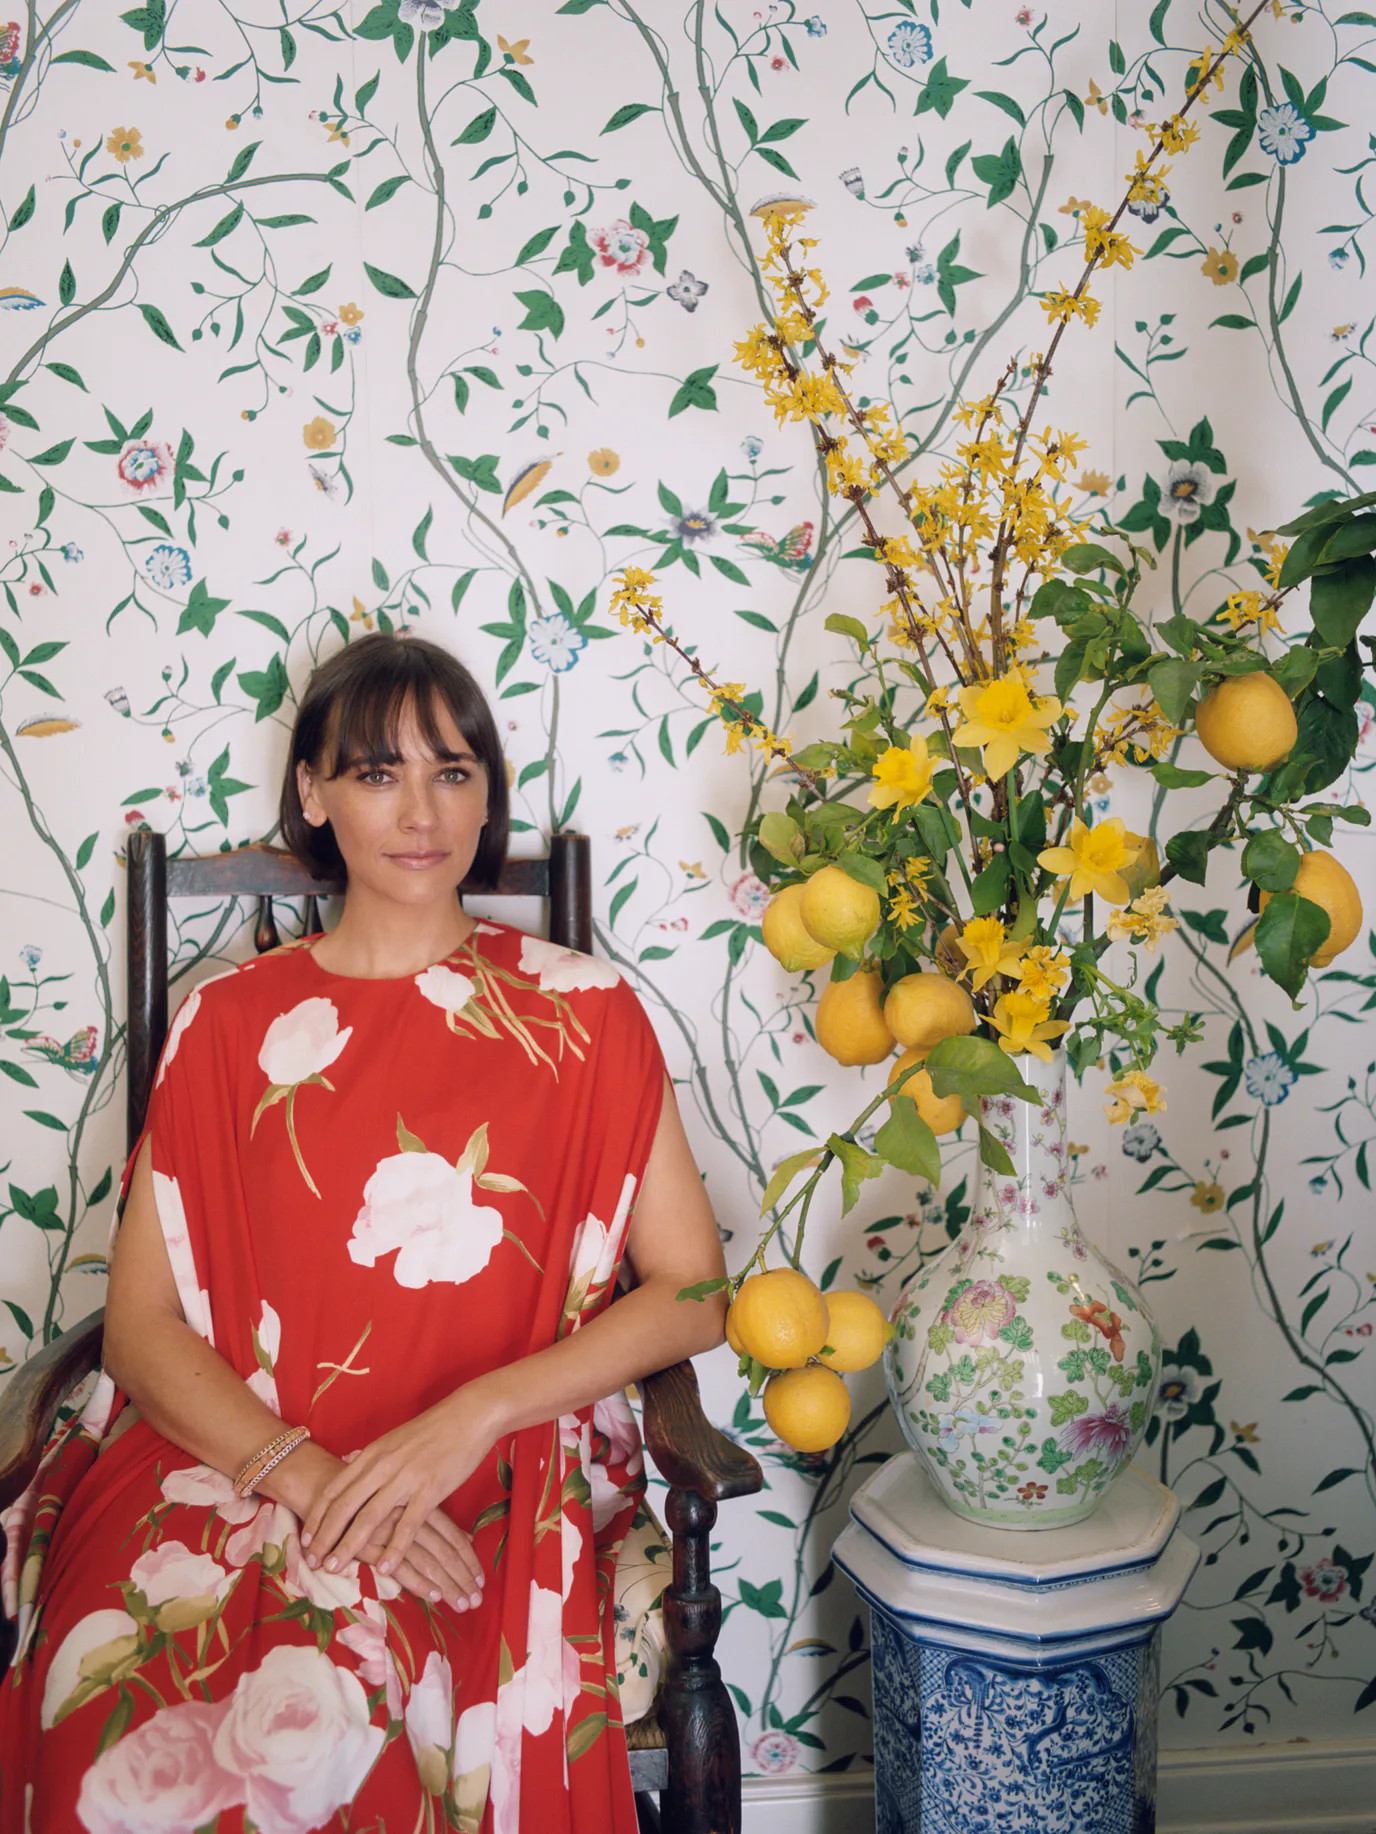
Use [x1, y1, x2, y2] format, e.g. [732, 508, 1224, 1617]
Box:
[883, 1051, 1161, 1529]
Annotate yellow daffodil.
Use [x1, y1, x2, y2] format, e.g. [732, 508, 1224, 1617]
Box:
[868, 738, 936, 813]
[1103, 1069, 1166, 1124]
[956, 917, 1028, 992]
[989, 991, 1070, 1062]
[951, 676, 1062, 780]
[1038, 816, 1137, 905]
[1017, 946, 1071, 1000]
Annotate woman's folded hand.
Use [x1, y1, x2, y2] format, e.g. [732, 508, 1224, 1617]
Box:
[299, 1386, 502, 1589]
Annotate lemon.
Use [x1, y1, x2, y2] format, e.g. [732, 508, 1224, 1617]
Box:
[817, 1290, 891, 1372]
[815, 971, 895, 1066]
[800, 865, 881, 955]
[726, 1308, 745, 1357]
[882, 972, 977, 1054]
[1259, 849, 1363, 967]
[1195, 674, 1298, 773]
[886, 1049, 966, 1135]
[763, 1365, 852, 1453]
[728, 1268, 830, 1369]
[762, 883, 837, 973]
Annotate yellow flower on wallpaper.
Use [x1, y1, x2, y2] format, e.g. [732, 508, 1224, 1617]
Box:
[303, 417, 336, 451]
[106, 126, 144, 162]
[588, 448, 620, 476]
[1077, 470, 1112, 495]
[128, 60, 155, 83]
[1201, 247, 1239, 285]
[338, 302, 364, 326]
[1190, 1180, 1225, 1212]
[498, 34, 534, 64]
[326, 122, 350, 144]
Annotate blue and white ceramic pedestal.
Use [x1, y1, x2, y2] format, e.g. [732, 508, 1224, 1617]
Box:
[833, 1453, 1200, 1834]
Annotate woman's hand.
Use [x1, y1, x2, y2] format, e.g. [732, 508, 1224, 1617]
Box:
[300, 1388, 503, 1582]
[277, 1441, 485, 1611]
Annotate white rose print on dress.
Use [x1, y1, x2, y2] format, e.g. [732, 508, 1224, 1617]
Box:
[452, 1699, 495, 1833]
[41, 1608, 140, 1730]
[76, 1698, 241, 1834]
[251, 998, 353, 1199]
[517, 934, 620, 993]
[154, 965, 239, 1089]
[417, 929, 610, 1074]
[151, 1171, 215, 1346]
[405, 1650, 454, 1796]
[211, 1645, 384, 1834]
[248, 1300, 283, 1415]
[562, 1172, 638, 1330]
[349, 1115, 544, 1289]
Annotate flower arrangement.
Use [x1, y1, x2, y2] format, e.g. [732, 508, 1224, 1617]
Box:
[610, 4, 1376, 1440]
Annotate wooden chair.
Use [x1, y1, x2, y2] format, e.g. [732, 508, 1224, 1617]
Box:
[0, 828, 762, 1834]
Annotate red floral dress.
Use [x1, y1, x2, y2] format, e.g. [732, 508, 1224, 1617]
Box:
[0, 921, 666, 1834]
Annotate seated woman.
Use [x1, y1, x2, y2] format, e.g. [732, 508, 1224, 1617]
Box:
[0, 632, 727, 1833]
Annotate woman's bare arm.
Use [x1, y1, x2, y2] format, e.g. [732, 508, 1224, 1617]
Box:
[104, 1136, 485, 1607]
[303, 1072, 728, 1574]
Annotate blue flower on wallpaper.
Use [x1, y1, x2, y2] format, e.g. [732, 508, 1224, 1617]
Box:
[741, 436, 764, 461]
[1122, 1122, 1160, 1161]
[60, 542, 83, 563]
[673, 510, 716, 544]
[1127, 187, 1169, 224]
[1257, 102, 1315, 165]
[1245, 1053, 1298, 1106]
[887, 21, 933, 67]
[145, 545, 194, 590]
[667, 270, 709, 312]
[18, 945, 42, 971]
[608, 751, 629, 773]
[527, 612, 587, 674]
[1330, 247, 1351, 271]
[805, 14, 827, 35]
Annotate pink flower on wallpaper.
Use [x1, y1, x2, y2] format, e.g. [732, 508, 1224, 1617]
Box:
[1299, 1558, 1347, 1602]
[116, 440, 175, 494]
[591, 220, 650, 275]
[1061, 1404, 1133, 1465]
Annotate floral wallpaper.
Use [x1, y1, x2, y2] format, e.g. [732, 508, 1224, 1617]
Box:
[2, 0, 1375, 1784]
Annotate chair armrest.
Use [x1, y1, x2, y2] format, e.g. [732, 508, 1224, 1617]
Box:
[639, 1358, 762, 1504]
[0, 1309, 105, 1513]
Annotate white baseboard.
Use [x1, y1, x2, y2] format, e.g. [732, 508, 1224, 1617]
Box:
[742, 1740, 1376, 1833]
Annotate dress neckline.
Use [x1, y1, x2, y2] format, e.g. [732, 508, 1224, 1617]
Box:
[301, 923, 500, 985]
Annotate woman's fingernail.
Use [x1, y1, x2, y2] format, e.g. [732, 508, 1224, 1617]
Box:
[469, 1591, 481, 1607]
[301, 1531, 312, 1547]
[325, 1557, 338, 1572]
[379, 1561, 392, 1575]
[429, 1588, 441, 1601]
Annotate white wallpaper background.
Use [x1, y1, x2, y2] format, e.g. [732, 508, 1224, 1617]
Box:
[2, 0, 1375, 1780]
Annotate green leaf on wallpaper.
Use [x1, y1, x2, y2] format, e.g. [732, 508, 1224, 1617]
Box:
[355, 71, 380, 115]
[976, 90, 1025, 127]
[102, 202, 122, 244]
[366, 176, 409, 210]
[754, 146, 798, 180]
[52, 48, 117, 70]
[497, 67, 536, 106]
[453, 105, 497, 145]
[194, 204, 244, 248]
[601, 103, 656, 133]
[120, 0, 165, 50]
[44, 363, 86, 391]
[226, 140, 261, 184]
[8, 186, 35, 231]
[28, 440, 74, 467]
[514, 226, 558, 265]
[759, 117, 806, 144]
[971, 136, 1022, 208]
[412, 506, 433, 561]
[139, 304, 184, 351]
[514, 290, 564, 339]
[916, 56, 968, 119]
[58, 261, 75, 307]
[668, 365, 718, 418]
[364, 262, 417, 299]
[449, 454, 502, 494]
[239, 654, 289, 722]
[177, 578, 230, 638]
[553, 220, 595, 286]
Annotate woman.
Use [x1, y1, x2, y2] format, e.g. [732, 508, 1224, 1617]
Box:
[0, 633, 728, 1833]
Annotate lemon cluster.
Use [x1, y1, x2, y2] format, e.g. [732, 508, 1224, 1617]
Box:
[725, 1270, 891, 1454]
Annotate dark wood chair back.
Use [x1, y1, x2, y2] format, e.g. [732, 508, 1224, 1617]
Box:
[0, 826, 758, 1834]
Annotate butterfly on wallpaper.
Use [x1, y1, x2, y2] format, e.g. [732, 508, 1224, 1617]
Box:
[666, 270, 709, 312]
[738, 520, 815, 572]
[23, 1025, 99, 1076]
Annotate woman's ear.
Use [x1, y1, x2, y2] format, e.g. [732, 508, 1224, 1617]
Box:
[297, 759, 325, 827]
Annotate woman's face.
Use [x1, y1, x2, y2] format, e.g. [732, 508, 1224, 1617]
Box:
[296, 694, 489, 900]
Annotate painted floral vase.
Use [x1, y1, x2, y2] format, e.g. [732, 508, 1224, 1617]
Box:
[883, 1051, 1161, 1529]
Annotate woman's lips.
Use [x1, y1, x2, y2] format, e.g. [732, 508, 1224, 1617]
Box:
[386, 851, 448, 867]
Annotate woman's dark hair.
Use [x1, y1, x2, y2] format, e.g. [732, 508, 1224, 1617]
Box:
[280, 633, 509, 890]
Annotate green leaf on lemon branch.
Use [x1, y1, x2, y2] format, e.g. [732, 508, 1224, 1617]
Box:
[826, 1133, 884, 1215]
[874, 1097, 942, 1187]
[925, 1035, 1038, 1105]
[978, 1125, 1015, 1176]
[1254, 891, 1331, 1000]
[1241, 831, 1300, 892]
[758, 1146, 823, 1217]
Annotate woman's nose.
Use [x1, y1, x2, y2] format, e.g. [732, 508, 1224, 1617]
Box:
[398, 780, 440, 830]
